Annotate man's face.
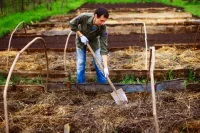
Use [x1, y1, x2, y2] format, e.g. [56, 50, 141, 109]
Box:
[94, 14, 107, 26]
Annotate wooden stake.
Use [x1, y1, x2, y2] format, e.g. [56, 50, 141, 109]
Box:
[150, 47, 159, 133]
[64, 124, 70, 133]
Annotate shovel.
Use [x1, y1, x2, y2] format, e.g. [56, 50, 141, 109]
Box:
[86, 42, 128, 105]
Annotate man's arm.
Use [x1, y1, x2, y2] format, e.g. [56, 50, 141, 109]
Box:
[77, 30, 88, 45]
[69, 14, 83, 32]
[76, 31, 83, 37]
[69, 15, 88, 45]
[102, 55, 108, 68]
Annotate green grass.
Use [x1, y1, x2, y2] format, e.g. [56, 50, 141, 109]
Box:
[0, 0, 85, 37]
[0, 0, 200, 37]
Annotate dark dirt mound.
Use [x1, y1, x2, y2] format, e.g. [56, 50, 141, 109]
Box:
[80, 2, 183, 10]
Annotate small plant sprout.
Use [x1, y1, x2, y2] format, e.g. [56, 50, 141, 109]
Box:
[188, 70, 195, 82]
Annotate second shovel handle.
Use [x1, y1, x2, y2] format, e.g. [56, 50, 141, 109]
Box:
[86, 43, 117, 92]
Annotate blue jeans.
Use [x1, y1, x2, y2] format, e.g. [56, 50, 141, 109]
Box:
[76, 46, 107, 83]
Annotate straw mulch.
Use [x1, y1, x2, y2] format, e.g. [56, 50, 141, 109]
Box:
[0, 46, 200, 71]
[110, 46, 200, 70]
[0, 87, 200, 133]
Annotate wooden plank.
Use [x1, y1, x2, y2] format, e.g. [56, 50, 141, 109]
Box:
[48, 79, 185, 92]
[186, 83, 200, 91]
[3, 80, 200, 93]
[154, 43, 200, 47]
[1, 68, 200, 83]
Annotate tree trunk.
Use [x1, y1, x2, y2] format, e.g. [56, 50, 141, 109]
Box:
[46, 0, 52, 11]
[50, 0, 52, 11]
[0, 0, 3, 13]
[21, 0, 24, 12]
[46, 0, 49, 10]
[26, 0, 29, 6]
[32, 0, 36, 10]
[38, 0, 42, 5]
[11, 0, 17, 12]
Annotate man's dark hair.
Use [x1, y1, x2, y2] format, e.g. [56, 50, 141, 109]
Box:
[94, 7, 109, 18]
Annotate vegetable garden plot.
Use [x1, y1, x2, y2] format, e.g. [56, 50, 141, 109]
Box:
[1, 46, 200, 71]
[0, 2, 200, 132]
[0, 86, 200, 132]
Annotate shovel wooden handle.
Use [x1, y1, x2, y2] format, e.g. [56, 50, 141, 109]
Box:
[86, 43, 117, 92]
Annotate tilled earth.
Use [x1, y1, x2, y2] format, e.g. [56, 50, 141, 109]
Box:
[0, 3, 199, 50]
[0, 33, 197, 50]
[1, 86, 200, 133]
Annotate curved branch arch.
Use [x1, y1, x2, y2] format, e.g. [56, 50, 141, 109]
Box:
[64, 31, 73, 71]
[7, 21, 27, 70]
[3, 37, 49, 133]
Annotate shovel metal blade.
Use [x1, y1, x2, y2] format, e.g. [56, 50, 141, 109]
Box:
[111, 88, 128, 105]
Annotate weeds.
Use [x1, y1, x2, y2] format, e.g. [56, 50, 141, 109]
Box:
[10, 74, 21, 84]
[188, 70, 195, 82]
[64, 76, 76, 83]
[121, 75, 135, 84]
[0, 74, 43, 85]
[19, 76, 43, 85]
[0, 73, 7, 85]
[184, 80, 188, 89]
[163, 70, 175, 80]
[121, 75, 147, 84]
[169, 70, 175, 80]
[91, 77, 98, 83]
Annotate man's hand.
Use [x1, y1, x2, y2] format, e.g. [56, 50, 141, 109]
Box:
[80, 35, 88, 45]
[104, 67, 109, 77]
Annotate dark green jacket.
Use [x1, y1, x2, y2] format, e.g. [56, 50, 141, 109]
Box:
[69, 13, 108, 55]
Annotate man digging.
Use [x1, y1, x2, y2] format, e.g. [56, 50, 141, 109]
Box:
[69, 7, 109, 83]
